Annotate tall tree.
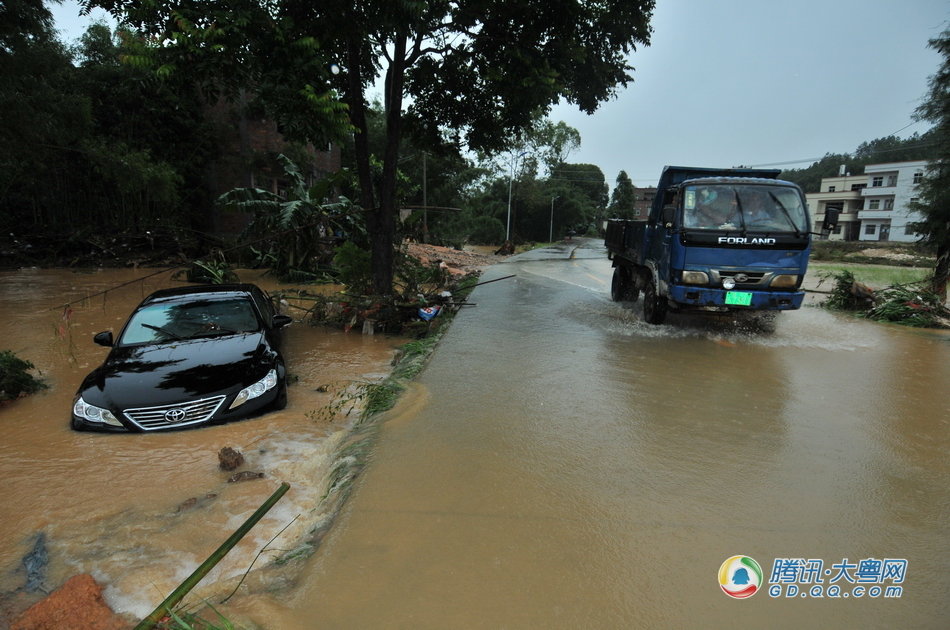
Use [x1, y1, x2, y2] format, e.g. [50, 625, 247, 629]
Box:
[911, 27, 950, 300]
[608, 170, 636, 219]
[90, 0, 655, 294]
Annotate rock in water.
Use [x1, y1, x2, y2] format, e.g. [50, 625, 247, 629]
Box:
[218, 446, 245, 471]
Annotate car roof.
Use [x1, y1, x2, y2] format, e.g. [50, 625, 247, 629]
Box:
[142, 284, 264, 304]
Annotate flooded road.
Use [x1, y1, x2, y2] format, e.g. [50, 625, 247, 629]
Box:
[0, 268, 401, 619]
[247, 239, 948, 629]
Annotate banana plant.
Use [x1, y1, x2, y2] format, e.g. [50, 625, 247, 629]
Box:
[218, 154, 363, 280]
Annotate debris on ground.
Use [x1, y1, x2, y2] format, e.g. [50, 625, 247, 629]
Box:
[406, 243, 503, 275]
[228, 471, 265, 483]
[11, 574, 129, 630]
[218, 447, 245, 471]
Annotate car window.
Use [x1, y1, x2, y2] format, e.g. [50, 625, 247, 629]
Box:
[252, 289, 275, 325]
[119, 297, 261, 345]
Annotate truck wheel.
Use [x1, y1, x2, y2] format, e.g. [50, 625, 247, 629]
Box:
[611, 268, 641, 302]
[643, 279, 667, 325]
[611, 268, 627, 302]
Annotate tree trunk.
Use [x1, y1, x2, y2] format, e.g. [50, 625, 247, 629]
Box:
[370, 32, 408, 296]
[932, 239, 949, 303]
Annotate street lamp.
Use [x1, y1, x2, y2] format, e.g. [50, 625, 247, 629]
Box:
[550, 196, 558, 242]
[506, 151, 527, 242]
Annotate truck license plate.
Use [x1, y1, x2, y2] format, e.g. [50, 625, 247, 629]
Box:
[725, 291, 753, 306]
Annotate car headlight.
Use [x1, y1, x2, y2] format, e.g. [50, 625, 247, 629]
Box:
[681, 271, 709, 285]
[229, 369, 278, 410]
[770, 274, 800, 289]
[73, 397, 122, 426]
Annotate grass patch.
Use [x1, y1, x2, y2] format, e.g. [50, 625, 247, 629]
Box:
[810, 241, 934, 267]
[810, 263, 930, 288]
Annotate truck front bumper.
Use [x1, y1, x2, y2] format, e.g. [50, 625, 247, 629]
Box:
[668, 285, 804, 310]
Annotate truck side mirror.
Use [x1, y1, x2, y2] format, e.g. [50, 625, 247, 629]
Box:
[822, 208, 840, 233]
[660, 205, 676, 228]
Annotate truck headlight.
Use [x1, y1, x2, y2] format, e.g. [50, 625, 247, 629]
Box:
[681, 271, 709, 285]
[230, 369, 278, 409]
[770, 274, 800, 288]
[73, 397, 122, 426]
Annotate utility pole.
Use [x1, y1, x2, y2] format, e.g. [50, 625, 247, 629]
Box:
[422, 152, 428, 243]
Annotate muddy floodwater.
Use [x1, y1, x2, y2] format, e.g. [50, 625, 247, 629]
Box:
[0, 267, 401, 620]
[1, 241, 949, 629]
[242, 241, 945, 629]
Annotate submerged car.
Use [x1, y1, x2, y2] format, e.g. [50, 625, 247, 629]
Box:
[71, 284, 291, 432]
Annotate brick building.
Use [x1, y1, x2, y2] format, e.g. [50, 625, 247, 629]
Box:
[204, 94, 342, 236]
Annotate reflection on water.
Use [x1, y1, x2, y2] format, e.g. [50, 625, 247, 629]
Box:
[0, 268, 400, 619]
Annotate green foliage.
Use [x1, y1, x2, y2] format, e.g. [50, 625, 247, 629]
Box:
[219, 155, 363, 280]
[0, 350, 47, 402]
[175, 256, 239, 284]
[779, 134, 934, 194]
[608, 170, 637, 219]
[467, 215, 506, 245]
[164, 601, 239, 630]
[817, 270, 867, 311]
[910, 27, 950, 298]
[866, 285, 950, 327]
[818, 271, 950, 328]
[332, 241, 372, 293]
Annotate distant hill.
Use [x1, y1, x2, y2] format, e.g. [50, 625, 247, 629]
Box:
[780, 133, 935, 193]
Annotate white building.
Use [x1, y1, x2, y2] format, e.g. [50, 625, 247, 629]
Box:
[859, 161, 927, 243]
[806, 160, 927, 242]
[807, 172, 867, 241]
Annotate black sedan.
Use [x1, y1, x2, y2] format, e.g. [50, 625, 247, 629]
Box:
[71, 284, 291, 432]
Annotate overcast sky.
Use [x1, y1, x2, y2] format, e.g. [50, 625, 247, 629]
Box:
[52, 1, 948, 187]
[551, 0, 948, 185]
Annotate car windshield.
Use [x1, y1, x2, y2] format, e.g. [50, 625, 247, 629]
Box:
[682, 184, 808, 233]
[119, 297, 260, 345]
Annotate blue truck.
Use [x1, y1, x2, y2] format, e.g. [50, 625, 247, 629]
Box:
[605, 165, 838, 324]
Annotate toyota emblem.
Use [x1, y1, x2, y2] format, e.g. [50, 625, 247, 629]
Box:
[164, 408, 187, 423]
[734, 273, 749, 283]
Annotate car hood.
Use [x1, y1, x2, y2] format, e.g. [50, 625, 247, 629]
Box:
[80, 333, 274, 409]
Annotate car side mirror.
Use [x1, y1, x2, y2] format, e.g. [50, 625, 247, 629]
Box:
[660, 205, 676, 228]
[821, 208, 840, 233]
[272, 314, 293, 329]
[93, 331, 114, 347]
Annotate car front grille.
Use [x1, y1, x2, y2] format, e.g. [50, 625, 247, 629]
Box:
[123, 395, 227, 431]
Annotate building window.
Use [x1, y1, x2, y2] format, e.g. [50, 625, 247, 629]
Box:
[913, 172, 923, 184]
[851, 183, 866, 191]
[865, 224, 876, 235]
[833, 225, 842, 234]
[904, 225, 917, 236]
[868, 199, 880, 210]
[884, 199, 894, 210]
[828, 185, 836, 192]
[886, 175, 897, 187]
[872, 176, 884, 187]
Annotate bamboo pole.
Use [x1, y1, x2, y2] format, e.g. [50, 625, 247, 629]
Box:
[134, 482, 291, 630]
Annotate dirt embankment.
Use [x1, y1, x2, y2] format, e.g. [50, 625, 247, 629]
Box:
[405, 243, 506, 275]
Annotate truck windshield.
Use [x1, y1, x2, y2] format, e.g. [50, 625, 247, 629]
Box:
[682, 184, 808, 233]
